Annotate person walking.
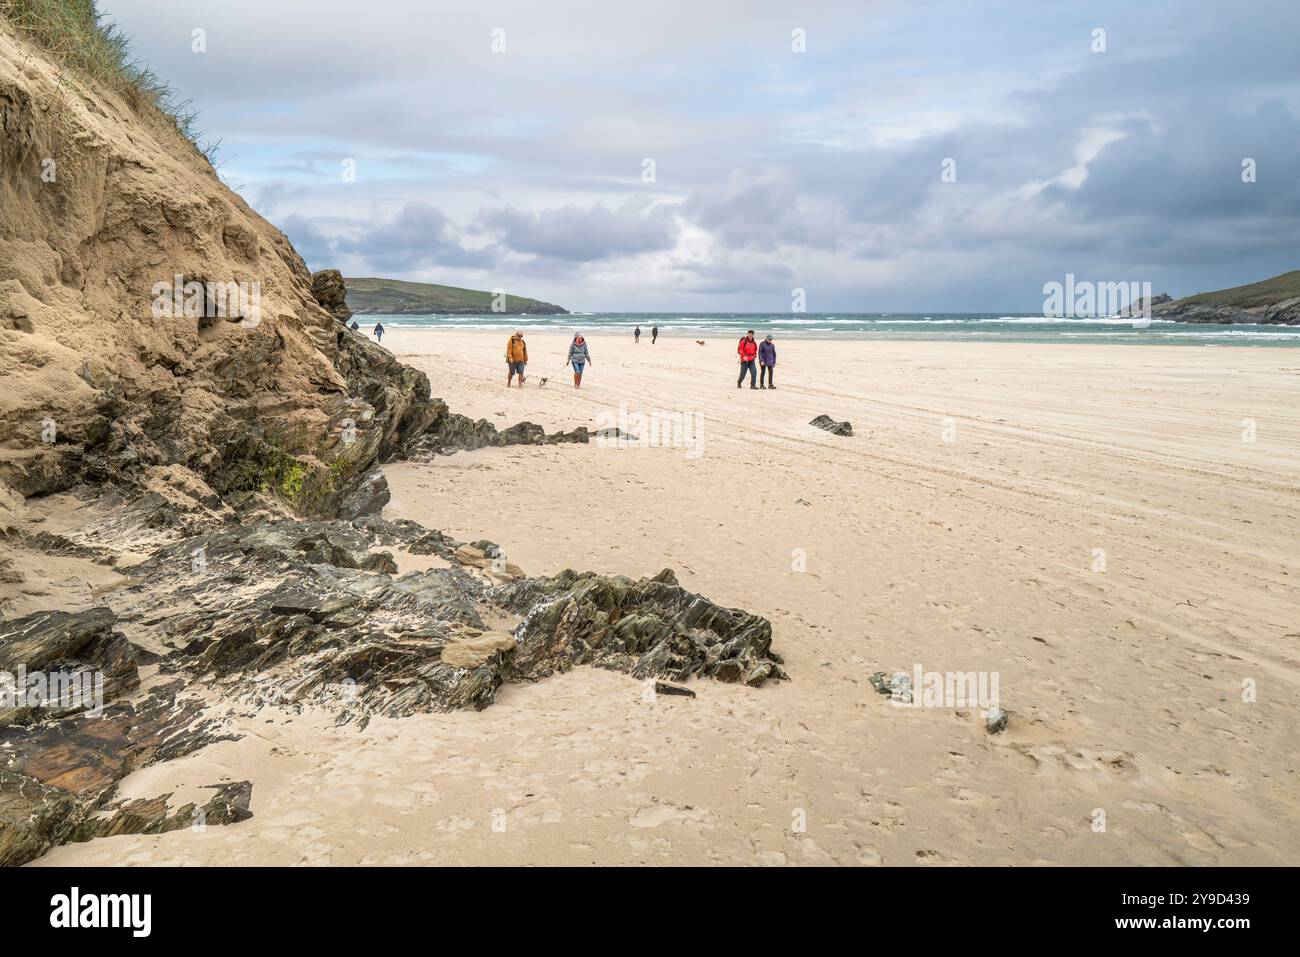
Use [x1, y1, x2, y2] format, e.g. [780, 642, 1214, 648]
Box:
[736, 329, 758, 389]
[758, 334, 777, 389]
[651, 325, 658, 344]
[372, 320, 385, 342]
[634, 325, 642, 344]
[567, 333, 592, 388]
[505, 330, 528, 388]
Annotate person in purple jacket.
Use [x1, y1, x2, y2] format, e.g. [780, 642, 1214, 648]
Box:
[758, 334, 777, 389]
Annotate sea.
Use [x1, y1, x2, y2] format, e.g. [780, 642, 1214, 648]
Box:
[371, 312, 1300, 347]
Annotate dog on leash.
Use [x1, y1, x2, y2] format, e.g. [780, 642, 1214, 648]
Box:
[538, 377, 549, 388]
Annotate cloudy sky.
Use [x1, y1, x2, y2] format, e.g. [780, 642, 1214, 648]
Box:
[101, 0, 1300, 311]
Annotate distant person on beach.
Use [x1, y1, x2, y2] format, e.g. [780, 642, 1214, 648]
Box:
[568, 333, 592, 388]
[634, 325, 641, 343]
[349, 320, 359, 331]
[651, 325, 658, 343]
[737, 330, 758, 389]
[505, 330, 528, 387]
[759, 335, 777, 389]
[373, 321, 385, 342]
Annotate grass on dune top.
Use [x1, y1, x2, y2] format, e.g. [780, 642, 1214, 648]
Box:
[0, 0, 214, 159]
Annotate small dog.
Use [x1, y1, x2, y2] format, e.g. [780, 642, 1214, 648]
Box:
[538, 377, 549, 388]
[695, 340, 706, 346]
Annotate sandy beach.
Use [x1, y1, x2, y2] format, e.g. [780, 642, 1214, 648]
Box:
[37, 329, 1299, 866]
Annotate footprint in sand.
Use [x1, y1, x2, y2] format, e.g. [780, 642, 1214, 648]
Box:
[629, 802, 711, 828]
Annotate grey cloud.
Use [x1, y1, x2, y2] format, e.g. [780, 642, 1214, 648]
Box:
[477, 198, 679, 262]
[279, 204, 501, 274]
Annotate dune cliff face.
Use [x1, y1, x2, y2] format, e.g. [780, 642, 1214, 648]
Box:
[0, 21, 439, 527]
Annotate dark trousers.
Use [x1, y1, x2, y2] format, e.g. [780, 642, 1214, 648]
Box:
[760, 364, 774, 387]
[738, 360, 757, 386]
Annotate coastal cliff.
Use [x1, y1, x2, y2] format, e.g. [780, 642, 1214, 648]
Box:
[1125, 271, 1300, 325]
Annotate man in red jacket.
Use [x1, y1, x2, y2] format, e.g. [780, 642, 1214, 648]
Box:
[737, 329, 758, 389]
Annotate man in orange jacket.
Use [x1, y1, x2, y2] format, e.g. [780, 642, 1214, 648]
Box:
[505, 330, 528, 388]
[736, 329, 758, 389]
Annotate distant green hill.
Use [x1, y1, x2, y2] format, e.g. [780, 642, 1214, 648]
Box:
[1146, 268, 1300, 325]
[1178, 270, 1300, 310]
[344, 277, 567, 315]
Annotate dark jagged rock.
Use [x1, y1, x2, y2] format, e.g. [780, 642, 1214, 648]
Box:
[493, 566, 787, 686]
[810, 415, 853, 437]
[0, 498, 787, 864]
[337, 467, 390, 520]
[355, 517, 459, 559]
[177, 518, 398, 574]
[68, 780, 253, 843]
[0, 607, 139, 727]
[310, 269, 353, 324]
[406, 415, 593, 458]
[1152, 298, 1300, 325]
[58, 514, 786, 720]
[655, 681, 696, 698]
[0, 681, 240, 866]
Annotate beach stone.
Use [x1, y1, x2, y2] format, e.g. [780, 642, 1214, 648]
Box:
[654, 681, 696, 698]
[810, 415, 853, 436]
[986, 707, 1008, 734]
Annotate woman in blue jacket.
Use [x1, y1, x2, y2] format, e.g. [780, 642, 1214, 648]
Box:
[758, 335, 776, 389]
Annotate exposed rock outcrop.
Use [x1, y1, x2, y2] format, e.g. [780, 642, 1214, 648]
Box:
[310, 268, 353, 324]
[68, 780, 253, 844]
[1151, 297, 1300, 325]
[1116, 292, 1172, 318]
[0, 499, 787, 864]
[0, 667, 240, 866]
[407, 417, 596, 457]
